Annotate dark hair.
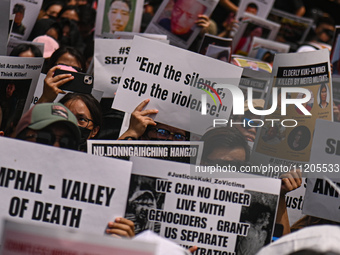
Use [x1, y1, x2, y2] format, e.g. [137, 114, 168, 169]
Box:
[43, 1, 65, 12]
[10, 44, 43, 57]
[317, 16, 335, 28]
[217, 50, 229, 60]
[246, 3, 258, 10]
[58, 5, 81, 20]
[47, 46, 86, 72]
[319, 83, 327, 103]
[262, 51, 274, 63]
[13, 4, 25, 14]
[287, 125, 311, 151]
[246, 202, 271, 225]
[200, 127, 250, 162]
[78, 5, 96, 27]
[59, 93, 102, 129]
[109, 0, 131, 11]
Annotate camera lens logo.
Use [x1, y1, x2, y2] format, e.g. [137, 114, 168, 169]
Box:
[84, 76, 93, 85]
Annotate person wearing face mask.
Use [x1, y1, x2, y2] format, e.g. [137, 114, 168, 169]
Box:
[59, 93, 102, 151]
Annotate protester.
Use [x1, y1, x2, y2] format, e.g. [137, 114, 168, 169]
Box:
[118, 99, 189, 141]
[40, 1, 65, 19]
[15, 102, 80, 150]
[231, 99, 265, 147]
[9, 44, 43, 57]
[2, 0, 340, 253]
[43, 46, 86, 74]
[32, 35, 60, 58]
[200, 127, 250, 164]
[273, 0, 305, 17]
[59, 5, 81, 22]
[297, 16, 335, 52]
[59, 93, 102, 151]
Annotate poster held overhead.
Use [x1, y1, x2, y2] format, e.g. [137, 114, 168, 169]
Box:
[248, 37, 290, 61]
[145, 0, 219, 49]
[233, 13, 280, 56]
[125, 156, 281, 254]
[95, 0, 144, 38]
[112, 36, 243, 135]
[9, 0, 43, 41]
[0, 136, 132, 241]
[235, 0, 275, 21]
[0, 56, 43, 135]
[87, 140, 203, 165]
[251, 49, 332, 176]
[303, 119, 340, 223]
[198, 34, 232, 56]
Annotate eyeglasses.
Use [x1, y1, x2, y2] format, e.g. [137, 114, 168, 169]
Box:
[77, 116, 95, 128]
[23, 131, 78, 150]
[148, 128, 188, 141]
[243, 118, 262, 129]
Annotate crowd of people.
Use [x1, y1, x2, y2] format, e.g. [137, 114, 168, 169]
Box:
[3, 0, 340, 254]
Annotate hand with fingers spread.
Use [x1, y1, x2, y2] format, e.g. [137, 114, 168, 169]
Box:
[118, 99, 158, 140]
[37, 66, 74, 104]
[106, 217, 135, 238]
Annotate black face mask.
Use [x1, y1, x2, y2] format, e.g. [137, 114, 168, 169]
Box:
[78, 126, 92, 151]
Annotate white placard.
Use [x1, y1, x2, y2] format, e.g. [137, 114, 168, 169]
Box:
[9, 0, 43, 40]
[0, 136, 132, 240]
[94, 38, 132, 97]
[112, 36, 243, 135]
[125, 157, 281, 254]
[248, 36, 290, 60]
[145, 0, 218, 49]
[235, 0, 275, 21]
[251, 50, 332, 175]
[1, 219, 156, 255]
[303, 119, 340, 222]
[0, 56, 43, 133]
[87, 140, 203, 165]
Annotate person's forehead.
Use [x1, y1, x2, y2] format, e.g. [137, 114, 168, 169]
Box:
[110, 1, 129, 10]
[57, 53, 81, 68]
[208, 146, 246, 161]
[63, 99, 91, 118]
